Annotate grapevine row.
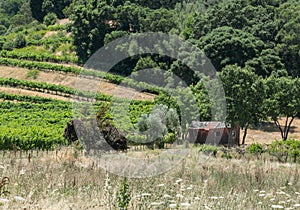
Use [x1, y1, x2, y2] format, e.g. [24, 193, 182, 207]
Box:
[0, 78, 112, 102]
[0, 57, 162, 94]
[0, 50, 78, 63]
[0, 91, 63, 103]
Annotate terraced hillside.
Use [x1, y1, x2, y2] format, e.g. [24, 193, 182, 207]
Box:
[0, 22, 158, 150]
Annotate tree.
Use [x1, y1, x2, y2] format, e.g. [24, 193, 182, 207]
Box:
[197, 26, 264, 71]
[264, 75, 300, 140]
[137, 104, 180, 149]
[70, 0, 114, 63]
[275, 1, 300, 77]
[43, 12, 57, 26]
[245, 48, 285, 77]
[220, 65, 266, 144]
[14, 33, 27, 48]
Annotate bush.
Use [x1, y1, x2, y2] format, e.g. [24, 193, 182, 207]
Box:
[43, 13, 58, 26]
[165, 133, 176, 144]
[0, 25, 7, 35]
[3, 41, 14, 51]
[14, 33, 27, 48]
[247, 143, 265, 155]
[199, 144, 218, 157]
[26, 70, 40, 79]
[268, 140, 300, 163]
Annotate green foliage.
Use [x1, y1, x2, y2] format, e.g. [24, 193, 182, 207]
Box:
[14, 33, 27, 48]
[247, 143, 265, 155]
[220, 65, 266, 144]
[0, 77, 112, 102]
[198, 26, 264, 71]
[2, 41, 14, 51]
[30, 0, 71, 22]
[136, 104, 180, 148]
[26, 70, 40, 79]
[269, 140, 300, 163]
[117, 177, 131, 210]
[0, 25, 7, 35]
[199, 144, 218, 157]
[0, 101, 72, 150]
[43, 12, 57, 26]
[264, 76, 300, 140]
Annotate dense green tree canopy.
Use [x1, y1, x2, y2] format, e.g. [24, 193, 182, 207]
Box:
[220, 65, 266, 144]
[264, 75, 300, 140]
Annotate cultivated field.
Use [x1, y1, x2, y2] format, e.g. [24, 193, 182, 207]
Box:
[0, 66, 155, 101]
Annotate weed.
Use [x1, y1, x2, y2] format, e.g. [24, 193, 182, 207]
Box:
[117, 177, 131, 210]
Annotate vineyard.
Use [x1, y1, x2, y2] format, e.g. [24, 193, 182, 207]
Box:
[0, 23, 160, 151]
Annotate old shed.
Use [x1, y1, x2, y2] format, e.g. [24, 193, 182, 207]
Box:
[188, 121, 240, 146]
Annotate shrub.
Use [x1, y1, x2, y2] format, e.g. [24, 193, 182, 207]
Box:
[247, 143, 265, 155]
[3, 41, 14, 51]
[0, 25, 7, 35]
[268, 140, 300, 163]
[14, 33, 27, 48]
[165, 132, 176, 144]
[117, 177, 131, 210]
[26, 70, 40, 79]
[43, 13, 58, 26]
[199, 144, 218, 157]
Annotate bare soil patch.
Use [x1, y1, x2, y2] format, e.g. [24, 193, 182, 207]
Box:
[241, 118, 300, 145]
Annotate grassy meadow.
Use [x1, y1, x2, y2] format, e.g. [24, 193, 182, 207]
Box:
[0, 147, 299, 209]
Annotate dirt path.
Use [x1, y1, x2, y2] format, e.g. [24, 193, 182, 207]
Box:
[0, 66, 155, 101]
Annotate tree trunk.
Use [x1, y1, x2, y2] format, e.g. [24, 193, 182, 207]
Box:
[242, 123, 249, 145]
[274, 116, 295, 141]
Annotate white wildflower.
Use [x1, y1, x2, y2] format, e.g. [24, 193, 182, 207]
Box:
[180, 202, 191, 207]
[19, 168, 26, 175]
[259, 194, 266, 197]
[176, 194, 184, 199]
[293, 204, 300, 207]
[194, 197, 200, 201]
[260, 191, 266, 193]
[150, 202, 164, 206]
[141, 193, 151, 196]
[14, 196, 26, 202]
[271, 205, 284, 209]
[176, 178, 183, 183]
[163, 194, 172, 199]
[0, 198, 9, 203]
[169, 204, 177, 208]
[210, 196, 219, 199]
[157, 184, 165, 187]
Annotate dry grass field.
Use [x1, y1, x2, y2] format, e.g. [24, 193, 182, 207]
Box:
[0, 148, 299, 209]
[243, 118, 300, 145]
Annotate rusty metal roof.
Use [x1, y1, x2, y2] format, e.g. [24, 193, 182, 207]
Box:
[189, 121, 229, 129]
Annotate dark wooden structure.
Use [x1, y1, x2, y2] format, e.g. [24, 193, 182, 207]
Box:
[188, 121, 240, 146]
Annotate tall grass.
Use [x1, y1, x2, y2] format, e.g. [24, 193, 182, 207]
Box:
[0, 148, 299, 209]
